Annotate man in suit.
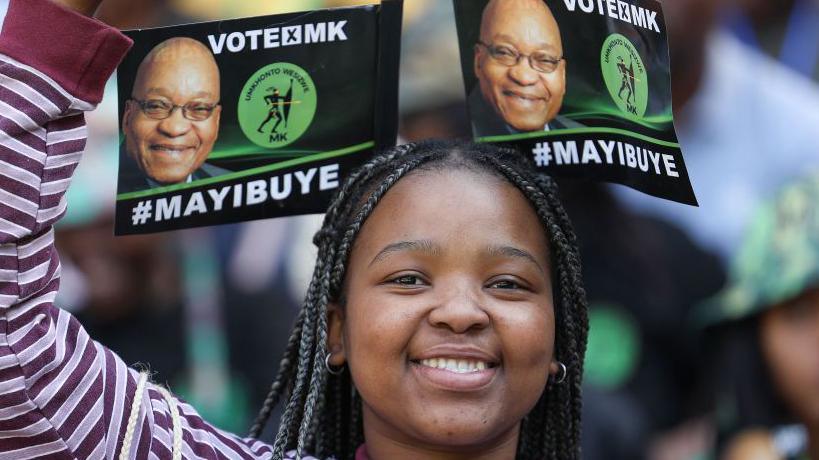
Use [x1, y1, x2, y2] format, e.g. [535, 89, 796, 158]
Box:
[470, 0, 572, 137]
[120, 36, 223, 192]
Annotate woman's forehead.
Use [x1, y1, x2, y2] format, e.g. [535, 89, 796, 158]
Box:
[350, 168, 550, 262]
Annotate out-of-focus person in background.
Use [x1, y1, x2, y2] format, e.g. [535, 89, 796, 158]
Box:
[725, 0, 819, 82]
[698, 173, 819, 460]
[398, 0, 469, 141]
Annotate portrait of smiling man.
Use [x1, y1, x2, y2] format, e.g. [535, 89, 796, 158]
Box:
[119, 37, 225, 193]
[470, 0, 577, 137]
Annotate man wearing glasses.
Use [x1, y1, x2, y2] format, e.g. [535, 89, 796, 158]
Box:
[120, 37, 224, 193]
[471, 0, 574, 136]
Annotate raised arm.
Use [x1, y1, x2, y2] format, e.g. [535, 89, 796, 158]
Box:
[0, 1, 274, 457]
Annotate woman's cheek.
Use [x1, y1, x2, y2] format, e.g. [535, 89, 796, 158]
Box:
[498, 303, 555, 367]
[345, 293, 418, 364]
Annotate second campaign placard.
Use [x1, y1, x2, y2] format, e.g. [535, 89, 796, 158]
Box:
[454, 0, 696, 205]
[115, 3, 401, 235]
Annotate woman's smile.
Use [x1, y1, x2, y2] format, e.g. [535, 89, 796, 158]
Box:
[410, 344, 501, 391]
[411, 360, 498, 391]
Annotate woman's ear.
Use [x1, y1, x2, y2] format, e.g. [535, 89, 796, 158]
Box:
[327, 302, 346, 366]
[549, 360, 559, 378]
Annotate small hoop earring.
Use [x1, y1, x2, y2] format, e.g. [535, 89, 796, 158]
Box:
[325, 353, 345, 376]
[553, 361, 567, 384]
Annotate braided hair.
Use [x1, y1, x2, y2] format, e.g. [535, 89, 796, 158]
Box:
[249, 140, 588, 459]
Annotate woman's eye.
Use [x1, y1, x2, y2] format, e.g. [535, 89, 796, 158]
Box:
[488, 279, 520, 290]
[391, 275, 423, 286]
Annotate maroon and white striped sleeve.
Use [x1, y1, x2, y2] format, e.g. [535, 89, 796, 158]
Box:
[0, 1, 274, 458]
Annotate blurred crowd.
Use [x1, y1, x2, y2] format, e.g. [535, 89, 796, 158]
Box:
[61, 0, 819, 458]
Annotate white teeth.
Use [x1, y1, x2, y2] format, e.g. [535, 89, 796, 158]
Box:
[419, 358, 491, 373]
[153, 146, 188, 153]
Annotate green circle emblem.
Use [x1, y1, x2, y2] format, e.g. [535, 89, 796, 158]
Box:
[601, 34, 648, 119]
[238, 62, 317, 149]
[584, 304, 640, 389]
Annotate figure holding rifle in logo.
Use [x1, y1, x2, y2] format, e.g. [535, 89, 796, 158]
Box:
[617, 56, 636, 106]
[258, 87, 284, 135]
[257, 80, 297, 143]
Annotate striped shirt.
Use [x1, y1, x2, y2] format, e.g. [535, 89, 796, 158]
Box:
[0, 0, 305, 458]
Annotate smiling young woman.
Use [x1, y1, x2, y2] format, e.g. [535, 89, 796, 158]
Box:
[0, 1, 587, 459]
[248, 141, 589, 460]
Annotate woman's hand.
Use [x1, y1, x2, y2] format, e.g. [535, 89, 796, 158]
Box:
[50, 0, 104, 16]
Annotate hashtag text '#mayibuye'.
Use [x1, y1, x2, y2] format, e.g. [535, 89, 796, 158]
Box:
[128, 163, 340, 226]
[532, 139, 679, 177]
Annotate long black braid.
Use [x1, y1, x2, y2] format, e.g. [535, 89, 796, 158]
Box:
[248, 140, 588, 460]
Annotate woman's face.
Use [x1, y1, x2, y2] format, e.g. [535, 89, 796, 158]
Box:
[760, 286, 819, 428]
[328, 168, 558, 456]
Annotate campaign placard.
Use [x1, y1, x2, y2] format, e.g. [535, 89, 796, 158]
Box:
[453, 0, 697, 205]
[115, 2, 402, 235]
